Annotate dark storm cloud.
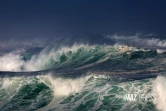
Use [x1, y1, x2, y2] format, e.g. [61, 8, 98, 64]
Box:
[0, 0, 166, 40]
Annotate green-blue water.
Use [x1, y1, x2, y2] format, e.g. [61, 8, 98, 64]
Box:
[0, 45, 165, 111]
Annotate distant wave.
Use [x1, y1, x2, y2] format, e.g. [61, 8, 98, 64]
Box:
[106, 33, 166, 49]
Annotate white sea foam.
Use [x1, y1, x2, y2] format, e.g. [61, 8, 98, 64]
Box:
[106, 33, 166, 48]
[153, 76, 166, 111]
[47, 74, 90, 96]
[0, 53, 24, 71]
[157, 49, 166, 53]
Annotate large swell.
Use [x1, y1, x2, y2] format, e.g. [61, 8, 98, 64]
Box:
[0, 39, 166, 111]
[0, 44, 163, 72]
[1, 73, 165, 111]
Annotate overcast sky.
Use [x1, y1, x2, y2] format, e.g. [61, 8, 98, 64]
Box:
[0, 0, 166, 40]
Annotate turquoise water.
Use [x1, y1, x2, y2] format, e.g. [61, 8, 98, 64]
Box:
[0, 74, 158, 111]
[0, 45, 165, 111]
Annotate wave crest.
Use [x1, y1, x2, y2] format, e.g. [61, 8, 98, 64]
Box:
[153, 76, 166, 111]
[0, 44, 162, 72]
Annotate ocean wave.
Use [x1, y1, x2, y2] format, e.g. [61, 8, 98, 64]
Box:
[0, 36, 166, 111]
[0, 44, 163, 72]
[106, 33, 166, 49]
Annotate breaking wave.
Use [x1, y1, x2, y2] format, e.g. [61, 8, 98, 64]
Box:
[0, 43, 162, 72]
[153, 76, 166, 111]
[1, 35, 166, 111]
[106, 33, 166, 49]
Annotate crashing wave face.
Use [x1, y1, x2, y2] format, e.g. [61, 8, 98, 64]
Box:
[0, 44, 161, 72]
[0, 73, 159, 111]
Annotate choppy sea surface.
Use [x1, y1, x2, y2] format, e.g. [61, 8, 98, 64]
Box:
[1, 37, 166, 111]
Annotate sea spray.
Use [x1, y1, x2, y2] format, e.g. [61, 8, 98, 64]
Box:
[153, 76, 166, 111]
[47, 74, 90, 96]
[0, 53, 24, 71]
